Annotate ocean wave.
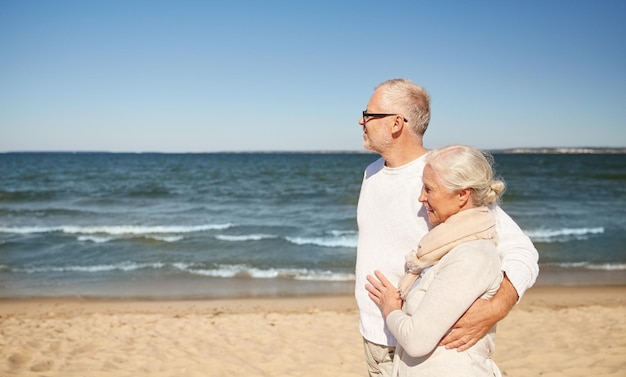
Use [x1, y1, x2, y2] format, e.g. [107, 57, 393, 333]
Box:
[77, 234, 184, 243]
[215, 234, 277, 242]
[214, 231, 357, 248]
[525, 227, 604, 242]
[8, 262, 355, 281]
[181, 264, 355, 281]
[77, 235, 114, 243]
[543, 262, 626, 271]
[0, 224, 233, 236]
[286, 232, 357, 248]
[15, 262, 165, 273]
[149, 235, 185, 242]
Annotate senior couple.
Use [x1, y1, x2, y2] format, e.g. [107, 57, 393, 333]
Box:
[354, 79, 539, 376]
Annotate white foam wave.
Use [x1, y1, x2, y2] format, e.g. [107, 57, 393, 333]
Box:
[78, 235, 114, 243]
[77, 234, 184, 243]
[525, 227, 604, 242]
[17, 262, 165, 273]
[586, 263, 626, 271]
[183, 264, 355, 281]
[330, 230, 356, 236]
[10, 261, 355, 281]
[544, 262, 626, 271]
[286, 233, 357, 248]
[0, 224, 233, 236]
[215, 234, 277, 242]
[149, 235, 184, 242]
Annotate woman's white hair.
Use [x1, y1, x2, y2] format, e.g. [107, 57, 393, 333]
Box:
[425, 144, 505, 207]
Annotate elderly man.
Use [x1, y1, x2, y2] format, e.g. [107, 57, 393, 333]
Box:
[354, 78, 539, 377]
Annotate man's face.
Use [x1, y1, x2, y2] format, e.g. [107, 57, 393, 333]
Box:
[358, 88, 394, 153]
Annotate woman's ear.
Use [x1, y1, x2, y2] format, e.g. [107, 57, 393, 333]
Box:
[458, 188, 472, 207]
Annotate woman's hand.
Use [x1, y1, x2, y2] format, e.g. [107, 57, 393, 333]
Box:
[365, 270, 403, 318]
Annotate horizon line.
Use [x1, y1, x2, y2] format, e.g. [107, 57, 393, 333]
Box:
[1, 146, 626, 155]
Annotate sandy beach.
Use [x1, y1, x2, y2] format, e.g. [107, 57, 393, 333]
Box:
[1, 285, 624, 377]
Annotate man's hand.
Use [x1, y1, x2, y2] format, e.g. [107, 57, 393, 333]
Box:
[439, 274, 518, 351]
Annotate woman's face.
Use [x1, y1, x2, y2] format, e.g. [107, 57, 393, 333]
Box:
[419, 164, 462, 225]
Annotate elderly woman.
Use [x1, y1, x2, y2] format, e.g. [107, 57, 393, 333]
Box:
[366, 144, 505, 376]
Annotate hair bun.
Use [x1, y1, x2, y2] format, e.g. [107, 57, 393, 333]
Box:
[485, 180, 506, 205]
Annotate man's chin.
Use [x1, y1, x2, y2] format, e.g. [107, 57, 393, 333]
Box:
[362, 140, 376, 151]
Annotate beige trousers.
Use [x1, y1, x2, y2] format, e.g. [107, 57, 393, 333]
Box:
[363, 338, 395, 377]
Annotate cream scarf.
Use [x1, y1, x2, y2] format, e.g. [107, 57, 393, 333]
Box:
[397, 207, 497, 300]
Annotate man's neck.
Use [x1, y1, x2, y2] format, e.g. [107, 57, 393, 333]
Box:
[383, 144, 428, 168]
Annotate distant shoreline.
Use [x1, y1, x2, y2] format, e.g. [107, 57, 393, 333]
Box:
[487, 147, 626, 154]
[2, 147, 626, 154]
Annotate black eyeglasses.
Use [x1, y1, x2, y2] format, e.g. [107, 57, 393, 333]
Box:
[362, 110, 408, 123]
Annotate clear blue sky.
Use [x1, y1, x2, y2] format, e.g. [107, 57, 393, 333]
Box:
[1, 0, 625, 152]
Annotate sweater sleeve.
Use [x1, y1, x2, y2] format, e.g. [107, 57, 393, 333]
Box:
[491, 205, 539, 300]
[386, 242, 502, 357]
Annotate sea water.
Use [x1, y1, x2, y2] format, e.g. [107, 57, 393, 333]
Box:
[0, 152, 624, 298]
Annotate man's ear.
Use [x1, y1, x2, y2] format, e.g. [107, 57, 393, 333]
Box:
[391, 116, 405, 134]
